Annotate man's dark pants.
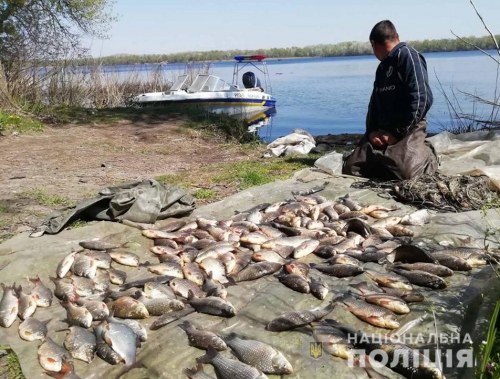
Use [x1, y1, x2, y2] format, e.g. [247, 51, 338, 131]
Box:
[342, 120, 438, 180]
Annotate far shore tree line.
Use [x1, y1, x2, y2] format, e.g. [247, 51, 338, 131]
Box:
[0, 0, 497, 136]
[82, 35, 500, 66]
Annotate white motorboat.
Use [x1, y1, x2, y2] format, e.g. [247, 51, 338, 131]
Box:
[132, 55, 276, 115]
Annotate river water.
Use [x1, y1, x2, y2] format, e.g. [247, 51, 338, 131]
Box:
[121, 50, 500, 142]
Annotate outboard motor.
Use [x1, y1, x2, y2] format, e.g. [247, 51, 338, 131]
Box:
[242, 71, 262, 89]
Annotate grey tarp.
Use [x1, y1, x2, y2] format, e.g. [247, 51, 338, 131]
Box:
[0, 169, 499, 379]
[32, 179, 195, 237]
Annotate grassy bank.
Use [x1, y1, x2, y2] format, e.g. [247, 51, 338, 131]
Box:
[156, 153, 320, 203]
[0, 111, 44, 134]
[13, 102, 257, 143]
[0, 103, 325, 245]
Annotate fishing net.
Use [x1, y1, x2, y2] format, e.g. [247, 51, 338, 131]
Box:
[351, 172, 498, 212]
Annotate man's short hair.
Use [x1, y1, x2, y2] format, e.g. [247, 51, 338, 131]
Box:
[369, 20, 398, 45]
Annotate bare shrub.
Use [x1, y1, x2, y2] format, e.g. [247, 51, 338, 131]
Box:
[439, 0, 499, 134]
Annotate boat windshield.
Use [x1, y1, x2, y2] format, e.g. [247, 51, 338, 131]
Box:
[170, 75, 189, 91]
[187, 75, 236, 92]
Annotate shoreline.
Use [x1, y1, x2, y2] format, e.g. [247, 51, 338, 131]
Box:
[85, 48, 498, 68]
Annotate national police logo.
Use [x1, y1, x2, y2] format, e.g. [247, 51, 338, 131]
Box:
[310, 342, 323, 359]
[386, 66, 393, 77]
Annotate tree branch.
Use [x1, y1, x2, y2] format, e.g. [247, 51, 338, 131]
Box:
[450, 30, 500, 65]
[470, 0, 500, 59]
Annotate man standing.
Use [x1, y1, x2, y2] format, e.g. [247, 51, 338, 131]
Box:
[342, 20, 438, 180]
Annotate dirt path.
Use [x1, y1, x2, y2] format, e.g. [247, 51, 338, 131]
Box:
[0, 117, 263, 241]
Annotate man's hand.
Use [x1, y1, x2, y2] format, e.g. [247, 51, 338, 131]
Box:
[369, 131, 398, 148]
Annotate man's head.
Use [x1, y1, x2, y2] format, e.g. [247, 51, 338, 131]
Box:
[369, 20, 400, 61]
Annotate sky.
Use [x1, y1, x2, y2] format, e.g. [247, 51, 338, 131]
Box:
[88, 0, 500, 57]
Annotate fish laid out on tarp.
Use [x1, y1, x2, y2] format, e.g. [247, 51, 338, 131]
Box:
[2, 189, 493, 379]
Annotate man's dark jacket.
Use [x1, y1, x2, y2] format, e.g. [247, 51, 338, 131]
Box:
[366, 41, 433, 139]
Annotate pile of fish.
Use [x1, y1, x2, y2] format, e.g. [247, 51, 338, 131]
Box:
[1, 189, 498, 379]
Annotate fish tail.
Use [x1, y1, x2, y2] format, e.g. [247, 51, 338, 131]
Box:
[177, 320, 190, 331]
[196, 345, 217, 364]
[100, 288, 115, 302]
[223, 332, 237, 343]
[113, 361, 146, 379]
[225, 276, 237, 287]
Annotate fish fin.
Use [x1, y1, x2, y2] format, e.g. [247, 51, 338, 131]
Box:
[332, 293, 347, 303]
[186, 290, 195, 300]
[44, 373, 62, 379]
[119, 242, 129, 249]
[196, 345, 217, 364]
[384, 262, 397, 269]
[348, 282, 366, 292]
[183, 366, 198, 377]
[324, 301, 336, 313]
[183, 362, 205, 376]
[132, 290, 142, 299]
[29, 275, 41, 284]
[113, 361, 146, 379]
[14, 284, 22, 296]
[104, 308, 116, 324]
[59, 358, 74, 374]
[42, 318, 53, 326]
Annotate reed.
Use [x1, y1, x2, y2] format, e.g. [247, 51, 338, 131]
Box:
[8, 60, 212, 109]
[10, 63, 170, 109]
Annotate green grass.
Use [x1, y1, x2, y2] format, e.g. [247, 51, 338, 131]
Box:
[155, 174, 191, 189]
[67, 219, 90, 229]
[0, 205, 8, 213]
[211, 153, 321, 189]
[0, 347, 25, 379]
[193, 188, 216, 199]
[0, 111, 44, 134]
[28, 103, 251, 141]
[0, 233, 14, 244]
[477, 299, 500, 379]
[25, 209, 46, 218]
[18, 188, 69, 206]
